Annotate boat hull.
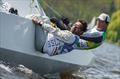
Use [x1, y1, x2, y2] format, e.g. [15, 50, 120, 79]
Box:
[0, 12, 94, 74]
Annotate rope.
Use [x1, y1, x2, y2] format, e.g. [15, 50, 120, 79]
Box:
[41, 0, 62, 17]
[29, 0, 40, 13]
[30, 0, 46, 16]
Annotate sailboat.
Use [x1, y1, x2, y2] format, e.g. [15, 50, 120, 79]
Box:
[0, 0, 94, 74]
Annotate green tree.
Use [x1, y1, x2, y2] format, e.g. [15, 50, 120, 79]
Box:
[40, 0, 112, 23]
[107, 10, 120, 45]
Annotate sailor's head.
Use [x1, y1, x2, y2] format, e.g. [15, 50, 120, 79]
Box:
[96, 13, 110, 31]
[70, 19, 87, 35]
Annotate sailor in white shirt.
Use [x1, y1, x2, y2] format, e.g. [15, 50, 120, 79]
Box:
[80, 13, 110, 43]
[32, 17, 91, 56]
[32, 13, 110, 56]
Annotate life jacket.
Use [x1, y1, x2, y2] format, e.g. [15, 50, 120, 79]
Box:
[50, 22, 57, 28]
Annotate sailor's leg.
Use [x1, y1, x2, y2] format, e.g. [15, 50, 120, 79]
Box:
[35, 25, 47, 52]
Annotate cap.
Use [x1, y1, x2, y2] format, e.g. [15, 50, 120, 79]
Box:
[98, 13, 110, 23]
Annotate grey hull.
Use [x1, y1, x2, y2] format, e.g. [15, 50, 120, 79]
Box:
[0, 47, 81, 75]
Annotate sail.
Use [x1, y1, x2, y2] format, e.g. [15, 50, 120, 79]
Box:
[1, 0, 46, 17]
[88, 17, 96, 29]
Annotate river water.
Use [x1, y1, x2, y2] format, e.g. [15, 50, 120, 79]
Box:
[0, 42, 120, 79]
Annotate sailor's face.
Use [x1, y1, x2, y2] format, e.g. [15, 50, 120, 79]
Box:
[97, 19, 107, 30]
[70, 21, 84, 35]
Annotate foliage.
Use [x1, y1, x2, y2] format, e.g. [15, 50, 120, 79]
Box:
[40, 0, 113, 23]
[107, 10, 120, 45]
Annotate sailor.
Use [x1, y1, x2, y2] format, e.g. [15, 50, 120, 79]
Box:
[33, 17, 87, 55]
[79, 13, 110, 48]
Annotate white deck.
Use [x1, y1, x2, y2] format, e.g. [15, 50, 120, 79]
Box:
[1, 0, 45, 17]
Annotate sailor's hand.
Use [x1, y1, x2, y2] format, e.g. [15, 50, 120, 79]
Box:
[32, 16, 40, 24]
[32, 16, 43, 26]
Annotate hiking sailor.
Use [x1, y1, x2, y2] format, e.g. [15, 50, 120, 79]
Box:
[80, 13, 110, 47]
[32, 14, 110, 56]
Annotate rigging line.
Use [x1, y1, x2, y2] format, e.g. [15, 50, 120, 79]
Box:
[29, 0, 34, 14]
[36, 0, 46, 16]
[41, 0, 62, 17]
[29, 0, 40, 14]
[30, 0, 46, 16]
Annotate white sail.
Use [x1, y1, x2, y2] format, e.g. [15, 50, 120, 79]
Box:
[88, 17, 96, 29]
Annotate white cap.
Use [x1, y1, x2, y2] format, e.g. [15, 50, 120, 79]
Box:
[98, 13, 110, 23]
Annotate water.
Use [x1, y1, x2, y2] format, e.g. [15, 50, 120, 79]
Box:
[67, 42, 120, 79]
[0, 42, 120, 79]
[0, 62, 45, 79]
[83, 43, 120, 79]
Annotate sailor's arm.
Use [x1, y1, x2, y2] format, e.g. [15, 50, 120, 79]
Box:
[80, 32, 103, 43]
[32, 18, 75, 44]
[43, 23, 75, 44]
